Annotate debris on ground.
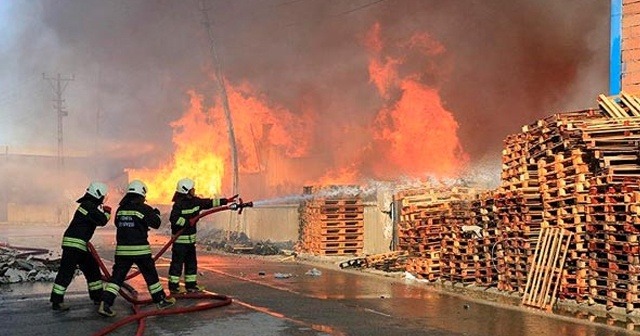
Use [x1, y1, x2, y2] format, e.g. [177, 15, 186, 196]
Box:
[339, 251, 408, 272]
[0, 245, 60, 283]
[199, 229, 294, 255]
[274, 273, 293, 279]
[305, 268, 322, 277]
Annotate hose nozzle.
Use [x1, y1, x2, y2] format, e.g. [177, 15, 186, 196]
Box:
[230, 199, 253, 214]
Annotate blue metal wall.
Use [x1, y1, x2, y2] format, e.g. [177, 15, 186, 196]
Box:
[611, 0, 622, 95]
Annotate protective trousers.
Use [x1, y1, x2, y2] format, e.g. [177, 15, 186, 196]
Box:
[102, 255, 167, 305]
[168, 243, 198, 290]
[50, 247, 103, 304]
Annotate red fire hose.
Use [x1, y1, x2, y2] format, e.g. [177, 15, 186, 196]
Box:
[89, 200, 253, 336]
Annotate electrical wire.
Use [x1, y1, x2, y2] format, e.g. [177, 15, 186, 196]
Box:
[284, 0, 388, 27]
[489, 237, 521, 273]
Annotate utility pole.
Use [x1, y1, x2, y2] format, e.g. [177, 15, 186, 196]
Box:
[95, 67, 103, 175]
[43, 73, 74, 169]
[43, 72, 74, 223]
[197, 0, 241, 233]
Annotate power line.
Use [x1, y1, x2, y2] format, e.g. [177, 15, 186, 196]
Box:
[284, 0, 388, 27]
[339, 0, 387, 15]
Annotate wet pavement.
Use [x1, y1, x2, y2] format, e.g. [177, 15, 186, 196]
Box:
[1, 225, 638, 335]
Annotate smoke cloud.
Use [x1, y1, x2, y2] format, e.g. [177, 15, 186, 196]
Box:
[0, 0, 609, 205]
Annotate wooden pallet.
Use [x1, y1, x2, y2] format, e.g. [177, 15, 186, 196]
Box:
[522, 227, 573, 310]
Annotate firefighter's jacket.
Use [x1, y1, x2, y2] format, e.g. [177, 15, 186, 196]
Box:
[61, 197, 110, 252]
[114, 196, 161, 256]
[170, 196, 226, 244]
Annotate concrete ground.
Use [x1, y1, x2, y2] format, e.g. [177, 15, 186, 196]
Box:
[1, 225, 638, 335]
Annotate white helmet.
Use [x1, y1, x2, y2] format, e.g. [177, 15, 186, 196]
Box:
[176, 178, 195, 194]
[127, 180, 148, 197]
[86, 182, 108, 199]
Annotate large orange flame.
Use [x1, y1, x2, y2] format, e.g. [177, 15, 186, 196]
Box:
[366, 23, 468, 178]
[128, 84, 313, 204]
[127, 91, 225, 204]
[127, 22, 468, 202]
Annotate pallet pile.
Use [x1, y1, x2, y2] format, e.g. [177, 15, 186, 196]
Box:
[469, 192, 500, 286]
[297, 186, 364, 256]
[496, 93, 640, 311]
[495, 109, 602, 295]
[585, 180, 640, 313]
[537, 149, 591, 302]
[397, 187, 478, 281]
[578, 113, 640, 313]
[440, 200, 498, 285]
[493, 189, 531, 292]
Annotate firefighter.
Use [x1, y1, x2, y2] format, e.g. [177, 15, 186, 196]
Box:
[98, 180, 175, 317]
[50, 182, 112, 311]
[167, 177, 237, 294]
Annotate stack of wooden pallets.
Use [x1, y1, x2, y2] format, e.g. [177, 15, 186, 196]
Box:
[397, 187, 477, 281]
[297, 186, 364, 256]
[585, 181, 640, 312]
[537, 149, 591, 302]
[440, 200, 498, 285]
[493, 189, 531, 292]
[469, 191, 500, 286]
[495, 109, 600, 295]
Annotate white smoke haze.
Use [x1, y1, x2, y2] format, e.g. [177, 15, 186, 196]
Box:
[0, 0, 610, 221]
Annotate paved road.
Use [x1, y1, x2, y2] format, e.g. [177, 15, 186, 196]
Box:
[1, 235, 637, 336]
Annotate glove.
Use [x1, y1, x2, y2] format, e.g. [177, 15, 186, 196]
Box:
[103, 205, 112, 215]
[153, 208, 161, 216]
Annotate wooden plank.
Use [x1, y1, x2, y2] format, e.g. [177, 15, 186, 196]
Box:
[598, 95, 627, 118]
[620, 92, 640, 116]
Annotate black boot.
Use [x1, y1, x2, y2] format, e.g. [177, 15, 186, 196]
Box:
[98, 302, 116, 317]
[52, 302, 70, 312]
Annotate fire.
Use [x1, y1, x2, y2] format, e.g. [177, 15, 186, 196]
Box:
[127, 91, 225, 204]
[127, 23, 468, 202]
[366, 23, 468, 178]
[128, 84, 313, 204]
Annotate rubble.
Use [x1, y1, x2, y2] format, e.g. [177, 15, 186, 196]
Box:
[0, 246, 59, 284]
[199, 229, 294, 255]
[340, 251, 408, 272]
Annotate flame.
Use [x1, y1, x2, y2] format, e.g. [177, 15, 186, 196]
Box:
[313, 164, 360, 186]
[127, 91, 225, 204]
[128, 83, 313, 204]
[365, 23, 468, 178]
[127, 23, 468, 202]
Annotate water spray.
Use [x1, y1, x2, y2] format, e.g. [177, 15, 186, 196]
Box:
[248, 174, 498, 208]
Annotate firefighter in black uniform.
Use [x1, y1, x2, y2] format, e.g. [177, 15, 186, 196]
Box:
[50, 182, 111, 311]
[98, 180, 175, 317]
[168, 177, 237, 294]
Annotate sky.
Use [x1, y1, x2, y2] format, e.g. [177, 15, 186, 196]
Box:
[0, 0, 611, 198]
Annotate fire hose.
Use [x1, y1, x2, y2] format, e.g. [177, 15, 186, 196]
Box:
[89, 199, 254, 336]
